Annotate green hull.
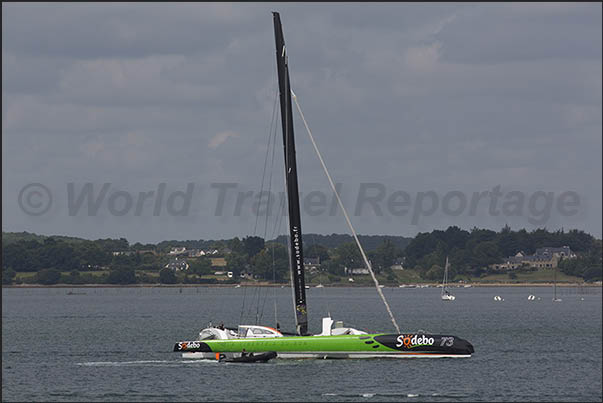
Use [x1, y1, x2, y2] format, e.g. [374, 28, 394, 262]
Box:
[174, 333, 474, 358]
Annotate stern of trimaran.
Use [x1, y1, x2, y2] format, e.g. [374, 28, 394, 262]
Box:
[173, 12, 474, 360]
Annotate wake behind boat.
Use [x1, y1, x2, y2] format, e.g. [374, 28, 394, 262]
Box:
[173, 11, 474, 360]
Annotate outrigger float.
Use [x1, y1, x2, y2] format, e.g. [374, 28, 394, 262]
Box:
[173, 12, 474, 361]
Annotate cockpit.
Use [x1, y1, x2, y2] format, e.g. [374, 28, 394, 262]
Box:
[197, 325, 282, 341]
[237, 325, 283, 338]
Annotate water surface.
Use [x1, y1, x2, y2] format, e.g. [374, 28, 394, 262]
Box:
[2, 286, 601, 401]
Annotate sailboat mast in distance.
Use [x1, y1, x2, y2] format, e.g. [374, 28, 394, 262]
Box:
[272, 11, 308, 336]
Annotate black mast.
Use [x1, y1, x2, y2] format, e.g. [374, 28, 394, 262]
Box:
[272, 12, 308, 336]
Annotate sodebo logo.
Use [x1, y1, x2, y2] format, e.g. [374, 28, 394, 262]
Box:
[178, 341, 201, 350]
[396, 334, 435, 349]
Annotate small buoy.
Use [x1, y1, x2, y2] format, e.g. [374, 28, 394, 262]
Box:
[528, 295, 535, 301]
[494, 295, 503, 301]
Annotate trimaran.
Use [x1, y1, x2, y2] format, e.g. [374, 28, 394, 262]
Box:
[173, 12, 474, 360]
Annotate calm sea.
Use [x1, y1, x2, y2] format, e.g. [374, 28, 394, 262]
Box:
[2, 286, 602, 402]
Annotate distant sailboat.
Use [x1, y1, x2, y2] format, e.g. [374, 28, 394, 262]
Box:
[441, 257, 456, 301]
[552, 265, 562, 302]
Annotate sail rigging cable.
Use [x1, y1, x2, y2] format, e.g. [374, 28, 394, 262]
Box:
[243, 89, 279, 325]
[292, 91, 401, 334]
[253, 90, 279, 236]
[258, 101, 279, 324]
[442, 256, 449, 294]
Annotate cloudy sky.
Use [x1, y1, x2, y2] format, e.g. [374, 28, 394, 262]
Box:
[2, 3, 601, 243]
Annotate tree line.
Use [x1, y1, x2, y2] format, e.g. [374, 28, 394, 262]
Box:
[403, 226, 601, 281]
[2, 227, 601, 285]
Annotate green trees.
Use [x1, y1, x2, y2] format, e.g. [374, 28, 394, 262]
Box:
[471, 241, 501, 267]
[425, 265, 444, 281]
[251, 243, 289, 281]
[319, 240, 401, 275]
[559, 239, 602, 281]
[2, 242, 36, 272]
[321, 259, 344, 276]
[330, 242, 362, 274]
[2, 228, 600, 284]
[304, 244, 330, 262]
[41, 239, 79, 271]
[159, 268, 177, 284]
[96, 237, 129, 252]
[106, 268, 136, 284]
[75, 242, 111, 268]
[2, 238, 108, 272]
[36, 269, 61, 285]
[227, 237, 246, 255]
[226, 252, 248, 277]
[243, 236, 265, 258]
[2, 267, 16, 285]
[276, 233, 411, 251]
[582, 266, 602, 282]
[190, 258, 213, 275]
[402, 226, 599, 279]
[369, 240, 402, 273]
[223, 236, 265, 278]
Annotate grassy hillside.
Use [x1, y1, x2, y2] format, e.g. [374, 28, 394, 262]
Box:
[2, 231, 88, 245]
[274, 233, 412, 252]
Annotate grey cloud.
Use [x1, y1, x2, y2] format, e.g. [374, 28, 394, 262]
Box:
[2, 3, 601, 242]
[2, 3, 258, 58]
[439, 4, 602, 63]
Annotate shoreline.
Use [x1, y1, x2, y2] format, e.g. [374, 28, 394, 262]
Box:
[3, 282, 601, 289]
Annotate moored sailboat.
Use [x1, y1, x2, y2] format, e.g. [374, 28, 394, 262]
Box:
[441, 257, 456, 301]
[552, 264, 562, 302]
[173, 12, 474, 360]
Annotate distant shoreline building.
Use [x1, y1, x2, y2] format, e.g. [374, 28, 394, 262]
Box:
[303, 257, 321, 273]
[344, 267, 370, 275]
[391, 257, 405, 271]
[168, 247, 187, 256]
[490, 246, 576, 271]
[165, 257, 189, 271]
[168, 247, 221, 257]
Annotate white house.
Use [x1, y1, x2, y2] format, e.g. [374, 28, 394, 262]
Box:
[165, 257, 189, 271]
[169, 247, 187, 256]
[344, 267, 370, 275]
